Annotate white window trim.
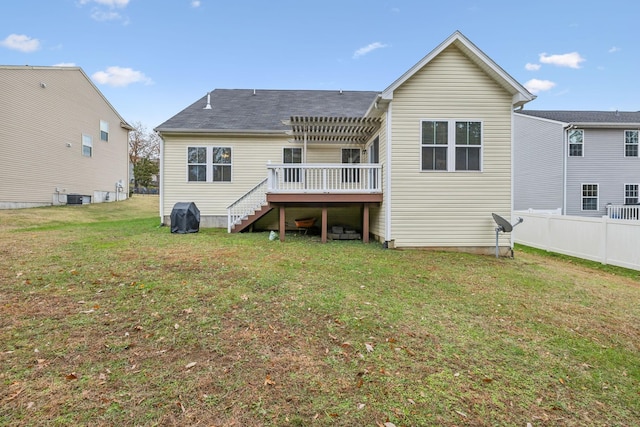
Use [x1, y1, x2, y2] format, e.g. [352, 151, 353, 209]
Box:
[211, 146, 232, 182]
[568, 129, 584, 157]
[420, 119, 483, 172]
[186, 146, 232, 183]
[82, 134, 93, 157]
[624, 183, 639, 205]
[282, 147, 302, 163]
[100, 120, 109, 142]
[186, 146, 207, 182]
[581, 183, 599, 211]
[624, 130, 638, 158]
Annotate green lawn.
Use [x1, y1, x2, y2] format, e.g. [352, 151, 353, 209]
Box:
[1, 196, 639, 426]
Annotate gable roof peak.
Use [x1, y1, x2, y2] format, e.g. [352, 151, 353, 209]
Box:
[380, 31, 534, 108]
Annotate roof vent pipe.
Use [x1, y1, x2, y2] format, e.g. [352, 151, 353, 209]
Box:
[253, 89, 256, 96]
[203, 92, 212, 109]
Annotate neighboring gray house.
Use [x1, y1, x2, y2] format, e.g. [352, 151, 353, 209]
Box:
[514, 110, 640, 217]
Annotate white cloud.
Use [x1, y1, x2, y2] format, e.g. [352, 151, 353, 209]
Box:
[53, 62, 77, 67]
[539, 52, 585, 69]
[79, 0, 129, 7]
[79, 0, 129, 22]
[91, 10, 122, 21]
[353, 42, 389, 59]
[92, 66, 153, 87]
[0, 34, 40, 52]
[524, 79, 556, 94]
[191, 0, 201, 7]
[525, 63, 541, 71]
[609, 46, 621, 53]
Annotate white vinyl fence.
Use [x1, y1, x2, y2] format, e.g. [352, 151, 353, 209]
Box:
[513, 210, 640, 271]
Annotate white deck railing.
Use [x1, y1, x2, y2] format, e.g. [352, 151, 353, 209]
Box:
[267, 163, 382, 193]
[227, 178, 268, 232]
[606, 204, 640, 220]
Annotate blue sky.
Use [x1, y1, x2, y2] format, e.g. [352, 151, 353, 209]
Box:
[2, 0, 639, 131]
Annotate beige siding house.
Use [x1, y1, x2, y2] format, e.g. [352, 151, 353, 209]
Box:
[156, 32, 534, 253]
[0, 66, 131, 208]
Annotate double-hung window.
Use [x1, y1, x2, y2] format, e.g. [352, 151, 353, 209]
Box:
[455, 121, 482, 171]
[187, 147, 207, 182]
[421, 121, 448, 171]
[582, 184, 598, 211]
[421, 120, 482, 171]
[212, 147, 231, 182]
[82, 134, 93, 157]
[100, 120, 109, 142]
[568, 129, 583, 157]
[624, 184, 639, 205]
[625, 130, 638, 157]
[187, 146, 232, 182]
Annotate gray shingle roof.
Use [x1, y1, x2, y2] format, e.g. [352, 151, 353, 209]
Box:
[517, 110, 640, 124]
[156, 89, 380, 132]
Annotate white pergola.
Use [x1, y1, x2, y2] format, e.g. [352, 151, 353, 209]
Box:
[283, 116, 381, 161]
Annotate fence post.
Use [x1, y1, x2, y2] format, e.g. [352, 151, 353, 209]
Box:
[601, 215, 608, 265]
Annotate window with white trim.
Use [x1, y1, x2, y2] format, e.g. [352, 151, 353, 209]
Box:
[568, 129, 583, 157]
[421, 120, 482, 171]
[624, 184, 639, 204]
[212, 147, 231, 182]
[582, 184, 598, 211]
[624, 130, 638, 157]
[100, 120, 109, 142]
[82, 134, 93, 157]
[342, 148, 361, 183]
[283, 147, 302, 183]
[187, 146, 231, 182]
[187, 147, 207, 181]
[455, 121, 482, 171]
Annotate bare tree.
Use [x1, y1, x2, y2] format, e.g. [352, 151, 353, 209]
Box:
[129, 121, 160, 190]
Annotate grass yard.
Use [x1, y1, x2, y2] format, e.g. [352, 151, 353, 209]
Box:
[1, 196, 639, 426]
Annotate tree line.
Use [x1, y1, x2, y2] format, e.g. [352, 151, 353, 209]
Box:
[129, 121, 160, 191]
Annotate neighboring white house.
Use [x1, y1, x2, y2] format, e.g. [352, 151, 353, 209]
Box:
[156, 31, 535, 253]
[0, 66, 131, 208]
[514, 110, 640, 217]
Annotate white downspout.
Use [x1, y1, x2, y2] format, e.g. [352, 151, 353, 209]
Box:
[385, 103, 393, 243]
[159, 134, 165, 224]
[563, 124, 573, 215]
[510, 110, 515, 249]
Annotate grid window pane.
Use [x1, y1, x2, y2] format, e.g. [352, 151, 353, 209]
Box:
[188, 147, 206, 163]
[188, 165, 206, 181]
[569, 129, 583, 157]
[213, 147, 231, 164]
[422, 121, 448, 145]
[455, 147, 481, 171]
[625, 130, 638, 157]
[455, 121, 481, 146]
[582, 184, 598, 211]
[212, 165, 231, 182]
[625, 184, 639, 204]
[422, 147, 447, 171]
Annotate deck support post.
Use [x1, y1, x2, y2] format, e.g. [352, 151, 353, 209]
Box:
[321, 206, 328, 243]
[279, 205, 286, 242]
[362, 203, 370, 243]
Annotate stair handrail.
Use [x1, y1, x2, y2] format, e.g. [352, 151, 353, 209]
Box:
[227, 178, 268, 232]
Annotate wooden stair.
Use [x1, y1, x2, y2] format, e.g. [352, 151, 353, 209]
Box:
[230, 204, 273, 233]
